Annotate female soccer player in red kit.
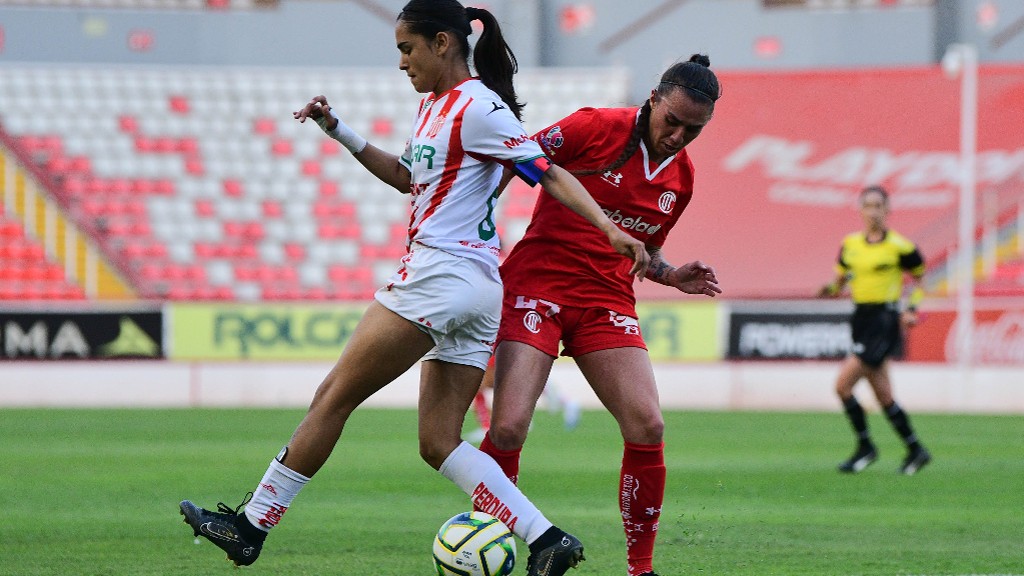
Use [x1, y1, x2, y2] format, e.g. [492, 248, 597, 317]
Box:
[480, 54, 723, 576]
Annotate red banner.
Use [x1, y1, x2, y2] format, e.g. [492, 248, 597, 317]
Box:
[637, 66, 1024, 300]
[906, 305, 1024, 363]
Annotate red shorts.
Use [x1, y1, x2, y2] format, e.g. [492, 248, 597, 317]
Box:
[496, 294, 647, 358]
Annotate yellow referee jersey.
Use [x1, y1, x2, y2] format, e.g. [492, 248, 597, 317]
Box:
[835, 230, 925, 304]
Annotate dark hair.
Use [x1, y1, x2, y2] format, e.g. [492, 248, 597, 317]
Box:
[573, 54, 720, 176]
[860, 185, 889, 203]
[398, 0, 524, 120]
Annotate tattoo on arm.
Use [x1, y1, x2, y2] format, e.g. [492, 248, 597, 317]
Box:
[645, 249, 675, 284]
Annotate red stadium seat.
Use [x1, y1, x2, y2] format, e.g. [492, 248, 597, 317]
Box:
[271, 139, 293, 156]
[195, 200, 215, 217]
[284, 243, 305, 261]
[169, 95, 191, 114]
[118, 115, 139, 134]
[319, 181, 339, 196]
[262, 201, 283, 218]
[253, 118, 276, 135]
[223, 179, 244, 197]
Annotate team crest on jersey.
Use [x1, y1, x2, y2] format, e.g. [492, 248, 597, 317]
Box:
[541, 126, 564, 152]
[426, 113, 447, 139]
[602, 171, 623, 187]
[658, 191, 677, 214]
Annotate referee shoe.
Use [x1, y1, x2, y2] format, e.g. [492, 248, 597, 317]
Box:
[180, 495, 265, 566]
[899, 447, 932, 475]
[526, 532, 585, 576]
[837, 444, 878, 473]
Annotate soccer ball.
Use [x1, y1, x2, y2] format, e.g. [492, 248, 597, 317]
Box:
[433, 511, 517, 576]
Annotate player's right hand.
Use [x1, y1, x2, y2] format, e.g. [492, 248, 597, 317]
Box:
[608, 229, 650, 280]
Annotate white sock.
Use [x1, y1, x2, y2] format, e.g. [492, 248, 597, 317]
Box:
[439, 441, 553, 544]
[244, 451, 310, 532]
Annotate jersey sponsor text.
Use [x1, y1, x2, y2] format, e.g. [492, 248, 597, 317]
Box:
[603, 208, 662, 235]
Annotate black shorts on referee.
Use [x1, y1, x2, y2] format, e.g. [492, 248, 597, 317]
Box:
[850, 302, 902, 368]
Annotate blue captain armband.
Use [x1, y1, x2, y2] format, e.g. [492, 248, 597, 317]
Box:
[511, 156, 552, 187]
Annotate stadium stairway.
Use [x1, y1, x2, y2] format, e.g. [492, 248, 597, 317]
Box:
[0, 142, 134, 301]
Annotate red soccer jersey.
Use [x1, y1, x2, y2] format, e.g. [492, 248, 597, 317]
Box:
[500, 107, 695, 315]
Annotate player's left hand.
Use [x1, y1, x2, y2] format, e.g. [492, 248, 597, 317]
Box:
[294, 95, 339, 130]
[607, 229, 650, 280]
[669, 260, 721, 296]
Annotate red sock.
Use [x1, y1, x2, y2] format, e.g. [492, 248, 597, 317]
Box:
[621, 441, 665, 576]
[479, 431, 520, 486]
[473, 391, 491, 430]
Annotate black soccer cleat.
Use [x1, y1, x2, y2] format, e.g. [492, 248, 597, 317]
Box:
[525, 532, 585, 576]
[180, 494, 264, 566]
[837, 444, 878, 473]
[899, 447, 932, 475]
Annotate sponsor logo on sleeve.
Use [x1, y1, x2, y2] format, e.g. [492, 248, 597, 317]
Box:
[541, 126, 564, 153]
[503, 134, 531, 149]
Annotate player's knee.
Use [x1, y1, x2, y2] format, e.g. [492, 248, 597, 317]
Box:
[834, 381, 850, 397]
[486, 419, 529, 451]
[639, 416, 665, 444]
[419, 437, 453, 470]
[623, 414, 664, 445]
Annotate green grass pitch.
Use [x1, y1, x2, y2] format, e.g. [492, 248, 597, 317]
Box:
[1, 407, 1021, 575]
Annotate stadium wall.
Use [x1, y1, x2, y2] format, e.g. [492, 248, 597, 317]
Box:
[1, 359, 1023, 414]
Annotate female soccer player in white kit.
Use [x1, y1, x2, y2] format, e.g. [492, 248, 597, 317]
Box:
[178, 2, 648, 576]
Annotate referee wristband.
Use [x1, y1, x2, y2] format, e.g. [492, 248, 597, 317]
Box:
[316, 109, 367, 154]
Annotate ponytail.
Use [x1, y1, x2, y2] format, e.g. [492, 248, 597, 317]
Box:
[467, 7, 524, 120]
[572, 102, 650, 177]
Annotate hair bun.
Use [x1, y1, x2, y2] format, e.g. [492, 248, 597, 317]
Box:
[689, 53, 711, 67]
[465, 6, 482, 21]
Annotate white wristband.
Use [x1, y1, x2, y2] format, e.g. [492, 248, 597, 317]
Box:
[316, 109, 367, 154]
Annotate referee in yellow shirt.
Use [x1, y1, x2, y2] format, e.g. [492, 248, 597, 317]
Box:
[819, 185, 931, 475]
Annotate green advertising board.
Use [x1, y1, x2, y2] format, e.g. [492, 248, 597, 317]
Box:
[170, 303, 368, 360]
[636, 301, 722, 361]
[170, 301, 722, 361]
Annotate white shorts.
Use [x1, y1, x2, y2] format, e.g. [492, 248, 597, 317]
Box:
[374, 244, 501, 370]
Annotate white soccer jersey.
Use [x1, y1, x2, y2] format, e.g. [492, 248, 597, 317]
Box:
[399, 78, 550, 268]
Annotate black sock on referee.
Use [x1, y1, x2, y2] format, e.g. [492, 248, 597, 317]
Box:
[884, 402, 921, 451]
[842, 396, 872, 448]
